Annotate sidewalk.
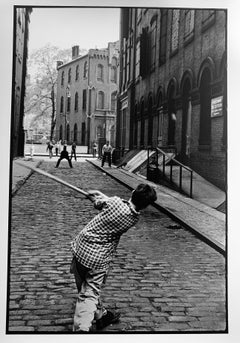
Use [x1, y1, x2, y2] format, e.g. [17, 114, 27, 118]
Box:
[11, 157, 226, 256]
[87, 159, 226, 256]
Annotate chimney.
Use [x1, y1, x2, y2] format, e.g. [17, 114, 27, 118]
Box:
[72, 45, 79, 60]
[56, 60, 63, 69]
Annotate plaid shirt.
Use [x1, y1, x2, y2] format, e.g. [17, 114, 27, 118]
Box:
[71, 196, 140, 270]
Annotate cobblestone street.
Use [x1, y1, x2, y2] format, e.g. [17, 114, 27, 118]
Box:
[8, 160, 226, 333]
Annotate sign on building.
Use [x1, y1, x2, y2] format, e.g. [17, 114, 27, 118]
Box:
[211, 96, 223, 118]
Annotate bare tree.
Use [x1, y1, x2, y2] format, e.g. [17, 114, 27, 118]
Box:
[25, 44, 73, 140]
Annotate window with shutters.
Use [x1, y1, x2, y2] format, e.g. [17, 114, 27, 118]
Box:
[75, 65, 79, 81]
[61, 71, 65, 86]
[68, 68, 72, 83]
[97, 64, 104, 82]
[83, 61, 88, 78]
[202, 10, 216, 32]
[74, 92, 79, 112]
[170, 9, 180, 55]
[159, 9, 168, 66]
[150, 16, 157, 71]
[184, 10, 195, 45]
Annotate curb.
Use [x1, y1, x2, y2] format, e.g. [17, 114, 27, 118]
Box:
[12, 159, 43, 196]
[87, 159, 225, 257]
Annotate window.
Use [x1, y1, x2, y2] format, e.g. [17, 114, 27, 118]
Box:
[171, 9, 180, 54]
[68, 68, 71, 83]
[61, 71, 65, 86]
[150, 16, 157, 71]
[111, 91, 117, 111]
[60, 96, 64, 113]
[74, 92, 79, 111]
[135, 39, 140, 78]
[98, 91, 104, 109]
[75, 65, 79, 81]
[159, 9, 168, 65]
[97, 64, 104, 81]
[82, 89, 87, 110]
[83, 61, 88, 78]
[67, 96, 71, 112]
[81, 122, 86, 144]
[112, 57, 117, 67]
[111, 66, 117, 83]
[140, 28, 150, 78]
[184, 10, 195, 44]
[74, 123, 78, 142]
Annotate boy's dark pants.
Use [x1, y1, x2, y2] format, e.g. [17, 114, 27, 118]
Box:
[70, 256, 108, 332]
[56, 156, 73, 168]
[101, 152, 111, 167]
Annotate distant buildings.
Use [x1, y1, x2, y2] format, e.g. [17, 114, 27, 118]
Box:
[117, 8, 226, 189]
[55, 41, 119, 153]
[11, 7, 32, 157]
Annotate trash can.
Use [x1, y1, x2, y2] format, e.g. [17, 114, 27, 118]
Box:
[147, 166, 161, 183]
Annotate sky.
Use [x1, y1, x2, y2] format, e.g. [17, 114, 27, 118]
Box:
[28, 7, 120, 53]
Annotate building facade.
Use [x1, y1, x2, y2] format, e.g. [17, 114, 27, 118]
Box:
[117, 8, 226, 189]
[11, 7, 32, 158]
[55, 42, 119, 152]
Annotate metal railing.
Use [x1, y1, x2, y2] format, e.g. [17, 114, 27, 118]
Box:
[147, 147, 193, 198]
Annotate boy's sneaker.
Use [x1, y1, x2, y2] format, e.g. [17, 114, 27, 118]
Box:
[96, 310, 121, 330]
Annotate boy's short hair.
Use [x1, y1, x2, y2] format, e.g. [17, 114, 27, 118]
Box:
[131, 184, 157, 210]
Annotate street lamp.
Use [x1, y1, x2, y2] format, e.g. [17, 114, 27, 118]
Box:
[65, 84, 71, 142]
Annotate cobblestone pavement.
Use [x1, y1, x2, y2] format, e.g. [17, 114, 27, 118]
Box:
[7, 161, 226, 333]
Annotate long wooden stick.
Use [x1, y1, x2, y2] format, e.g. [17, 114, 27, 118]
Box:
[15, 161, 92, 199]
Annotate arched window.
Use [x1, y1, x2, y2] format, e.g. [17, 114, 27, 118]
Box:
[111, 91, 117, 111]
[66, 124, 70, 142]
[68, 68, 71, 83]
[97, 64, 104, 81]
[74, 92, 79, 111]
[61, 71, 65, 86]
[83, 61, 88, 78]
[59, 125, 63, 140]
[60, 96, 64, 113]
[111, 66, 117, 83]
[98, 91, 104, 109]
[199, 68, 211, 146]
[112, 57, 117, 66]
[75, 65, 79, 81]
[67, 96, 71, 112]
[74, 123, 78, 142]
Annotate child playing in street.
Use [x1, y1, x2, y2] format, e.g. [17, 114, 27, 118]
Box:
[70, 183, 157, 332]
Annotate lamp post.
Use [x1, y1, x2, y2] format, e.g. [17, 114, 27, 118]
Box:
[65, 84, 71, 142]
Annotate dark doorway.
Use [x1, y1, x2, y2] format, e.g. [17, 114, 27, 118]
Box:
[167, 86, 176, 146]
[181, 79, 191, 162]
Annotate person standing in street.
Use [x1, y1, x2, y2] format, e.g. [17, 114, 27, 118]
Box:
[46, 141, 54, 159]
[92, 141, 98, 158]
[55, 146, 73, 168]
[70, 183, 157, 332]
[71, 142, 77, 161]
[101, 141, 112, 167]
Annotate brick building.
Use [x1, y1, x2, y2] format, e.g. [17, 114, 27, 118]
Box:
[11, 7, 32, 157]
[55, 41, 119, 153]
[117, 8, 226, 189]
